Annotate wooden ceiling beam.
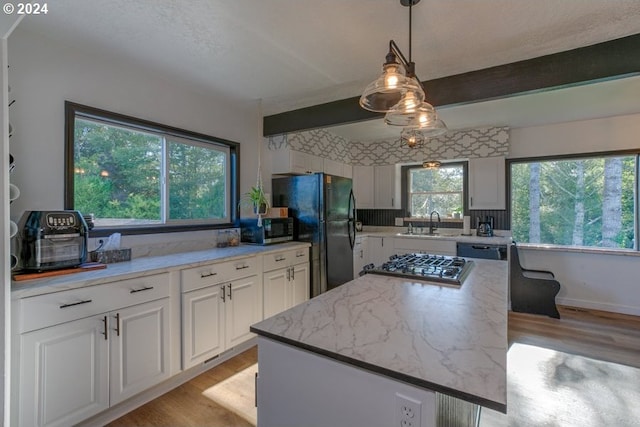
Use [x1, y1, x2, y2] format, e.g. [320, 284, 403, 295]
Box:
[263, 33, 640, 136]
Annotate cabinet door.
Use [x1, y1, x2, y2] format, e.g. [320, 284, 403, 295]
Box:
[368, 236, 395, 266]
[263, 268, 289, 318]
[374, 165, 398, 208]
[353, 165, 374, 208]
[353, 237, 369, 278]
[182, 285, 225, 369]
[468, 156, 506, 209]
[323, 158, 343, 177]
[19, 316, 109, 427]
[290, 263, 310, 307]
[226, 275, 261, 348]
[110, 298, 171, 405]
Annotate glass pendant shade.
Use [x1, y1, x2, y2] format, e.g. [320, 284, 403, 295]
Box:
[417, 118, 448, 137]
[400, 128, 424, 148]
[385, 95, 434, 127]
[360, 64, 425, 112]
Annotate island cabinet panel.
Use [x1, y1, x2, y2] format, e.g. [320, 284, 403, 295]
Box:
[394, 237, 457, 256]
[468, 156, 506, 210]
[257, 337, 437, 427]
[263, 248, 310, 318]
[180, 255, 262, 370]
[15, 273, 171, 427]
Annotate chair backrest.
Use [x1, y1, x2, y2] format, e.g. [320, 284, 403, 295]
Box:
[510, 241, 525, 275]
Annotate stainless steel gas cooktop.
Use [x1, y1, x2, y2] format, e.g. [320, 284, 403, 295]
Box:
[362, 253, 474, 286]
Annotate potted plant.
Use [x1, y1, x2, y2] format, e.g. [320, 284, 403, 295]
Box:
[240, 185, 269, 215]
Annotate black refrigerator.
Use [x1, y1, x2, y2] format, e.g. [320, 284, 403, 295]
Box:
[272, 173, 356, 297]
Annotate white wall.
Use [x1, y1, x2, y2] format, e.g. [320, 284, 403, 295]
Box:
[509, 113, 640, 315]
[8, 27, 263, 230]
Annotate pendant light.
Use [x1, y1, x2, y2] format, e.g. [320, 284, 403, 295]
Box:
[400, 128, 425, 148]
[360, 0, 447, 136]
[422, 160, 442, 169]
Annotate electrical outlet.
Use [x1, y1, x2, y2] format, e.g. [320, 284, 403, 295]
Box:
[395, 393, 422, 427]
[395, 217, 404, 226]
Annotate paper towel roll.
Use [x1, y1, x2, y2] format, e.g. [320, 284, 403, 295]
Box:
[463, 216, 471, 235]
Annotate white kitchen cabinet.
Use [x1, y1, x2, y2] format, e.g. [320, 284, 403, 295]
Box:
[263, 248, 310, 318]
[181, 256, 261, 369]
[272, 148, 323, 175]
[110, 297, 171, 405]
[19, 315, 109, 427]
[468, 156, 506, 209]
[368, 236, 395, 266]
[324, 158, 353, 178]
[374, 165, 400, 208]
[394, 237, 457, 256]
[353, 165, 374, 208]
[353, 236, 369, 278]
[15, 273, 171, 427]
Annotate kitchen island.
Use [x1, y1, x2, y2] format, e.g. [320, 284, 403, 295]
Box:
[251, 258, 508, 427]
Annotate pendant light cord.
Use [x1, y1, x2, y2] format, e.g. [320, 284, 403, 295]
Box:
[409, 1, 413, 63]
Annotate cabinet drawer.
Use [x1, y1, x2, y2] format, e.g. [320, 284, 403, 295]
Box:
[19, 273, 170, 334]
[263, 248, 309, 272]
[181, 256, 258, 292]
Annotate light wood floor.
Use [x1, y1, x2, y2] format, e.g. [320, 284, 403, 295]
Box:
[110, 306, 640, 426]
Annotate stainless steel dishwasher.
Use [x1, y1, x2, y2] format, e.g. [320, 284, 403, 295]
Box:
[456, 242, 507, 260]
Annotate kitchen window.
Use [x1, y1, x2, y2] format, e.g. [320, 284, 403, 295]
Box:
[402, 163, 466, 218]
[65, 102, 239, 235]
[510, 153, 638, 250]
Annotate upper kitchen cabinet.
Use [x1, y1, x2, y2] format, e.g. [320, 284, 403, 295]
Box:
[353, 166, 374, 208]
[323, 158, 352, 178]
[272, 148, 323, 175]
[468, 156, 506, 210]
[374, 165, 400, 209]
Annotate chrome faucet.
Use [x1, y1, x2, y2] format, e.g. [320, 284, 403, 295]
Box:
[429, 210, 441, 235]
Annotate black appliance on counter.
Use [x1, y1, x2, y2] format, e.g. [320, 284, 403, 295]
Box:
[361, 253, 474, 287]
[476, 216, 494, 237]
[17, 210, 88, 271]
[240, 217, 294, 245]
[272, 173, 356, 297]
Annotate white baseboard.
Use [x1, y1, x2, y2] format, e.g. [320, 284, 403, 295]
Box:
[557, 297, 640, 317]
[76, 338, 257, 427]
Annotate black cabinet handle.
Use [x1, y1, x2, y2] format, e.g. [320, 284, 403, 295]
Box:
[291, 267, 295, 280]
[275, 256, 286, 262]
[201, 271, 218, 278]
[114, 313, 121, 337]
[296, 252, 305, 257]
[235, 265, 250, 270]
[130, 286, 154, 294]
[228, 283, 232, 300]
[102, 315, 108, 340]
[59, 299, 92, 309]
[221, 285, 226, 302]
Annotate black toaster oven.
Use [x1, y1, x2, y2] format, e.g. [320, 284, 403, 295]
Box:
[18, 210, 89, 271]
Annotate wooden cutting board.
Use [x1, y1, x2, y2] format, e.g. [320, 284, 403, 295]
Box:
[13, 263, 107, 281]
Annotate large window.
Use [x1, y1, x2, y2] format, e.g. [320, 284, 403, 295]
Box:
[405, 163, 465, 218]
[510, 154, 638, 249]
[65, 102, 238, 234]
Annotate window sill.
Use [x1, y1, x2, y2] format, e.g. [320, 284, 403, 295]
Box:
[519, 243, 640, 257]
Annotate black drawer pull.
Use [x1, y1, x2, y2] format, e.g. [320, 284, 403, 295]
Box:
[201, 271, 218, 278]
[296, 253, 306, 257]
[130, 286, 154, 294]
[59, 299, 92, 309]
[275, 256, 286, 262]
[235, 265, 250, 270]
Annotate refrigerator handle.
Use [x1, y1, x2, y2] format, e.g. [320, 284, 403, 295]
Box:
[347, 189, 356, 250]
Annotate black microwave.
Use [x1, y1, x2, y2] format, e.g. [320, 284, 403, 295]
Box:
[240, 217, 294, 245]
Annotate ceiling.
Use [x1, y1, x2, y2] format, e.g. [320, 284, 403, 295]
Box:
[18, 0, 640, 140]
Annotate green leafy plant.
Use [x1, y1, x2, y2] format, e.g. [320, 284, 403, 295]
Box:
[239, 185, 269, 214]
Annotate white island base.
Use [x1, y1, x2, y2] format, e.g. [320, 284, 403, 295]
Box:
[257, 336, 438, 427]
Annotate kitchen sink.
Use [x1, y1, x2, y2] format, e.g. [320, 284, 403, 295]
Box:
[396, 231, 461, 237]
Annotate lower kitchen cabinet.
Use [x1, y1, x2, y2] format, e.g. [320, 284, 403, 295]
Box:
[263, 248, 310, 318]
[14, 274, 171, 427]
[368, 236, 396, 266]
[353, 236, 369, 278]
[180, 256, 262, 370]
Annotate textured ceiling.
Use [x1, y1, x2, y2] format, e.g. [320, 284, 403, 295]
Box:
[17, 0, 640, 137]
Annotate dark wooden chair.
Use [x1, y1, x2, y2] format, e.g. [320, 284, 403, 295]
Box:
[510, 242, 561, 319]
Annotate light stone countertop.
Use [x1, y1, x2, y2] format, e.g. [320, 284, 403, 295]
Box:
[357, 227, 512, 245]
[12, 242, 311, 299]
[251, 258, 509, 413]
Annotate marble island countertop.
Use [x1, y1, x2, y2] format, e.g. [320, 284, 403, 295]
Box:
[251, 258, 509, 413]
[12, 241, 310, 299]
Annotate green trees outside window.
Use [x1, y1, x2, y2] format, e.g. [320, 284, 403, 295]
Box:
[511, 155, 636, 249]
[408, 164, 464, 218]
[68, 104, 234, 230]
